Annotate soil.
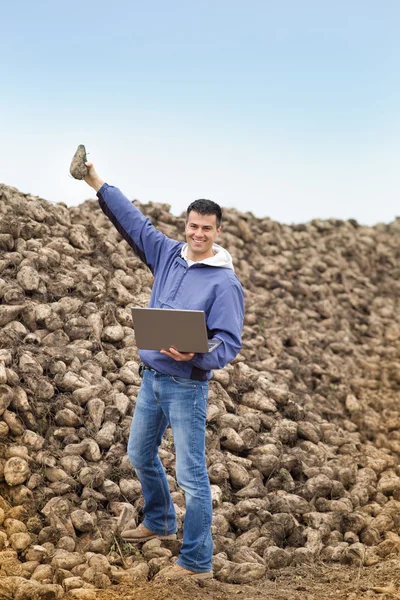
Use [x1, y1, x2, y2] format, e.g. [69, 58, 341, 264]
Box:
[92, 560, 400, 600]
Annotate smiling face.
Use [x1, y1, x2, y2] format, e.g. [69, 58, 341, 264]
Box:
[185, 211, 222, 261]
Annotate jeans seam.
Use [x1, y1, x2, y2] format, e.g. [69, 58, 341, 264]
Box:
[191, 385, 209, 570]
[151, 375, 172, 536]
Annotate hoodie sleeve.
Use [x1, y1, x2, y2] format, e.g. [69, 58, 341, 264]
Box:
[97, 184, 179, 274]
[191, 283, 244, 372]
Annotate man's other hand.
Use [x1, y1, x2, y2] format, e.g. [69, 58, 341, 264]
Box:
[160, 347, 195, 362]
[84, 162, 105, 192]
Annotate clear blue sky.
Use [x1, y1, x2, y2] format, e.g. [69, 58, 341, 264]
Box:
[1, 0, 399, 224]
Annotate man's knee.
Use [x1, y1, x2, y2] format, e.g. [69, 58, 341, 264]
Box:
[128, 443, 150, 470]
[176, 459, 209, 494]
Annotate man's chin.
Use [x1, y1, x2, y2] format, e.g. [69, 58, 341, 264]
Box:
[190, 244, 205, 252]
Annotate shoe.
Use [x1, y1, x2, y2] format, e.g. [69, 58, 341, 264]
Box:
[155, 564, 213, 581]
[121, 522, 177, 543]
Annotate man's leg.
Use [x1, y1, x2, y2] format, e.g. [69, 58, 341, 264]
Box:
[127, 370, 176, 535]
[160, 376, 213, 573]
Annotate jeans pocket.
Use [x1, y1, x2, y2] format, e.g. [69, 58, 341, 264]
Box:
[171, 375, 196, 387]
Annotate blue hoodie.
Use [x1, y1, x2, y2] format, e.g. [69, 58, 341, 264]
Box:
[97, 184, 245, 381]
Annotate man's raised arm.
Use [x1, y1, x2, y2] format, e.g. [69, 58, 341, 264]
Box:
[81, 162, 179, 275]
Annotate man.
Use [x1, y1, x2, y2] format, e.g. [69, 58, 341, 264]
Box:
[82, 163, 244, 580]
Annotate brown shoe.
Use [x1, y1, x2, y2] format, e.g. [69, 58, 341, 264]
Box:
[121, 522, 177, 543]
[155, 564, 213, 581]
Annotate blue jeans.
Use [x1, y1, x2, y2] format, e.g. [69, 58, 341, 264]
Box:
[127, 369, 213, 572]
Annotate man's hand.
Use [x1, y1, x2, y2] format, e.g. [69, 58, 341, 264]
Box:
[84, 162, 105, 192]
[160, 347, 195, 361]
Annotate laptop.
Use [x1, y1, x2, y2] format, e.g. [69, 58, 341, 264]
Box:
[131, 307, 222, 353]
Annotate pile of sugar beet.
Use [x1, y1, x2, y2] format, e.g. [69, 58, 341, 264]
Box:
[0, 182, 398, 600]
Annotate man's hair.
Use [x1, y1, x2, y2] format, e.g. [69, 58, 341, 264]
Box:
[186, 199, 222, 228]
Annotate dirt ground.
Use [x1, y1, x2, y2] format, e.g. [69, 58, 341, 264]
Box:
[92, 560, 400, 600]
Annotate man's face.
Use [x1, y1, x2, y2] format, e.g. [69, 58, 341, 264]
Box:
[185, 211, 221, 261]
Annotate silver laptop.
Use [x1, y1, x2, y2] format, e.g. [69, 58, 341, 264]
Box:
[131, 308, 222, 353]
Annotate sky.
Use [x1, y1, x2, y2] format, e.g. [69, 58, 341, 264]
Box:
[1, 0, 399, 225]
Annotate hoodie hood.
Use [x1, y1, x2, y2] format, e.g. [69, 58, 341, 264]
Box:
[181, 243, 234, 270]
